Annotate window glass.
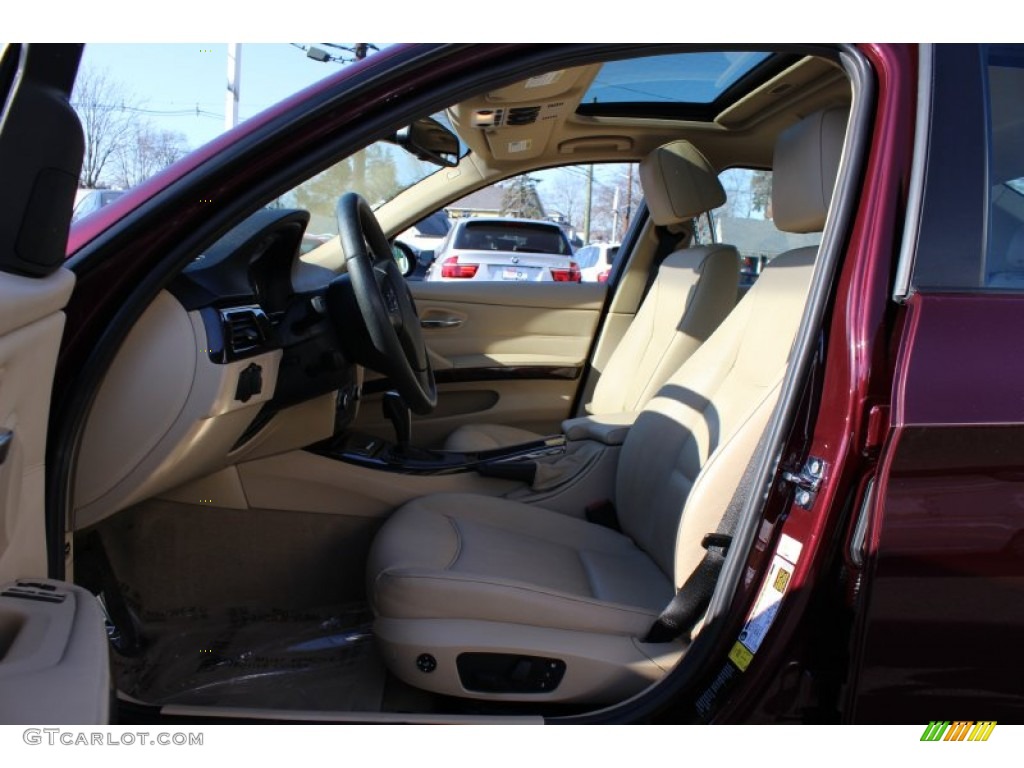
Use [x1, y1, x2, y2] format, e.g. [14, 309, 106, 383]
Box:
[713, 169, 819, 288]
[580, 52, 772, 106]
[575, 245, 600, 269]
[453, 220, 572, 255]
[908, 45, 1024, 292]
[406, 164, 641, 283]
[984, 46, 1024, 288]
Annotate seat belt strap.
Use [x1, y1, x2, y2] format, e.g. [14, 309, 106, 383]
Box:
[639, 225, 688, 301]
[643, 431, 772, 643]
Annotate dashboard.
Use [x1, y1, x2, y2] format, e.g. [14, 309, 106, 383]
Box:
[173, 208, 357, 411]
[72, 208, 360, 529]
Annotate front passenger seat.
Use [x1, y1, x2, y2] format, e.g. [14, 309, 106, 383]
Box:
[443, 141, 740, 452]
[368, 107, 848, 704]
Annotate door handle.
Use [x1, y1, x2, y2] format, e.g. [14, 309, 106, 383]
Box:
[420, 318, 463, 329]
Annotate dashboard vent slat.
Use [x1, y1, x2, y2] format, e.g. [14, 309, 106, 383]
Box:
[220, 306, 269, 356]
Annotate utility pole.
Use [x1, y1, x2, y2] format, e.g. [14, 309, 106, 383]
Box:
[226, 44, 241, 130]
[623, 163, 634, 234]
[611, 185, 621, 242]
[583, 164, 593, 244]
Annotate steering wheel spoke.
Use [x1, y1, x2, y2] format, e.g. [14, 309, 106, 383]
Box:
[326, 192, 436, 414]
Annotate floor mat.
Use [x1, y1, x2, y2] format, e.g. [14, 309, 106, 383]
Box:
[113, 603, 387, 712]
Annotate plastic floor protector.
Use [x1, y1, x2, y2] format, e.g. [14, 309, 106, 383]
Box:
[113, 602, 387, 712]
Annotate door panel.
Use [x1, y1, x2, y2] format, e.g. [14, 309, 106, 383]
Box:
[849, 45, 1024, 724]
[852, 294, 1024, 722]
[0, 270, 75, 583]
[413, 282, 606, 366]
[353, 281, 606, 447]
[0, 44, 109, 723]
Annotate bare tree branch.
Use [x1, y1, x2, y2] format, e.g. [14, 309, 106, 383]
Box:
[72, 67, 138, 188]
[111, 125, 189, 188]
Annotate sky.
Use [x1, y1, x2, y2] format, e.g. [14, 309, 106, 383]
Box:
[79, 44, 371, 151]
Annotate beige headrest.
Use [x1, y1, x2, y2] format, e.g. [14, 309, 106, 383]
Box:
[772, 107, 849, 234]
[639, 141, 726, 227]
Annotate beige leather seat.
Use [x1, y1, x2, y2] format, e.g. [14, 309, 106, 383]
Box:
[443, 141, 740, 452]
[368, 107, 847, 704]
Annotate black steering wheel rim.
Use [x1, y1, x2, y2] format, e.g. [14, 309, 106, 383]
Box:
[333, 192, 436, 414]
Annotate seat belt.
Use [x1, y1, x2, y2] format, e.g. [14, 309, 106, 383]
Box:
[643, 431, 771, 643]
[639, 224, 688, 302]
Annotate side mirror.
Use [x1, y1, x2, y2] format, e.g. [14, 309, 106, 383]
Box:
[391, 241, 416, 277]
[390, 117, 459, 168]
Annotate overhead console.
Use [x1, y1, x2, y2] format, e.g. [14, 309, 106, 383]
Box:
[449, 64, 601, 164]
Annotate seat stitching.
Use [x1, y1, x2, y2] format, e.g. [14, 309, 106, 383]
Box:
[380, 571, 660, 619]
[438, 510, 631, 553]
[441, 514, 463, 570]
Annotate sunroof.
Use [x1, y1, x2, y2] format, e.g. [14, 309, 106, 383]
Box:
[581, 51, 773, 106]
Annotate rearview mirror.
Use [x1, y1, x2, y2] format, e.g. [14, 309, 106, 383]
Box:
[390, 117, 459, 168]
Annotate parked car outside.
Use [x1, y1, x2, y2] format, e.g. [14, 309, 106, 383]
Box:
[575, 242, 620, 282]
[424, 216, 580, 282]
[71, 188, 124, 223]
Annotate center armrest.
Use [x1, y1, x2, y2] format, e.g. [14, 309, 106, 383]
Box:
[561, 412, 638, 446]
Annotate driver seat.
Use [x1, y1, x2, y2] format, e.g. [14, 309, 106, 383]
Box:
[366, 107, 847, 703]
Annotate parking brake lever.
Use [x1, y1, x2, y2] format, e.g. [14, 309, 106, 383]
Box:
[382, 391, 412, 453]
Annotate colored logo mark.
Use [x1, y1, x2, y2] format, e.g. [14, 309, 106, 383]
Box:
[920, 721, 996, 742]
[728, 641, 753, 672]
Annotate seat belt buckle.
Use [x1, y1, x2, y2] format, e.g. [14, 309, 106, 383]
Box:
[701, 533, 732, 553]
[585, 499, 620, 532]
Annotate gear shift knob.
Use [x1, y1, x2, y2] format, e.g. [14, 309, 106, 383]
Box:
[382, 390, 412, 452]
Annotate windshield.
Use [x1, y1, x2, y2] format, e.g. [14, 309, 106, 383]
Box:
[270, 141, 449, 238]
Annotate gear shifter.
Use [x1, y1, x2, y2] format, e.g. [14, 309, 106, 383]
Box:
[382, 390, 412, 453]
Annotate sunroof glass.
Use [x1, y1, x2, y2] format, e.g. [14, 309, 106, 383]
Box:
[582, 51, 773, 106]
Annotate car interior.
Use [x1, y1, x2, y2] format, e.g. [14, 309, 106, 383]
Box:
[63, 47, 858, 721]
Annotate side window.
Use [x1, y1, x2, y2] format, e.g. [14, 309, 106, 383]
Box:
[984, 46, 1024, 288]
[908, 44, 1024, 293]
[420, 164, 641, 284]
[713, 169, 820, 288]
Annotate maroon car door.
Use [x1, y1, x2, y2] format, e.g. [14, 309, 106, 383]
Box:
[849, 44, 1024, 724]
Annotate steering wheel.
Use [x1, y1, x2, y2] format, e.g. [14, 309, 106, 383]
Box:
[327, 192, 436, 414]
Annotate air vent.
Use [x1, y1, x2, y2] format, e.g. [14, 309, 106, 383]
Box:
[506, 106, 541, 126]
[220, 306, 268, 356]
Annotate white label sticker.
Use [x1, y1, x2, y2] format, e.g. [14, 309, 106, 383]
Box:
[525, 71, 562, 89]
[731, 534, 803, 666]
[507, 139, 532, 154]
[737, 554, 793, 655]
[777, 533, 803, 564]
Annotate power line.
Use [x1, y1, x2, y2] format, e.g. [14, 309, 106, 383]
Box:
[71, 101, 222, 119]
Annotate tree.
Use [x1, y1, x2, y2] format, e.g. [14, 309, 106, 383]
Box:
[111, 125, 189, 188]
[72, 67, 138, 188]
[541, 168, 586, 229]
[290, 145, 400, 233]
[592, 163, 642, 241]
[500, 174, 545, 219]
[719, 168, 772, 219]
